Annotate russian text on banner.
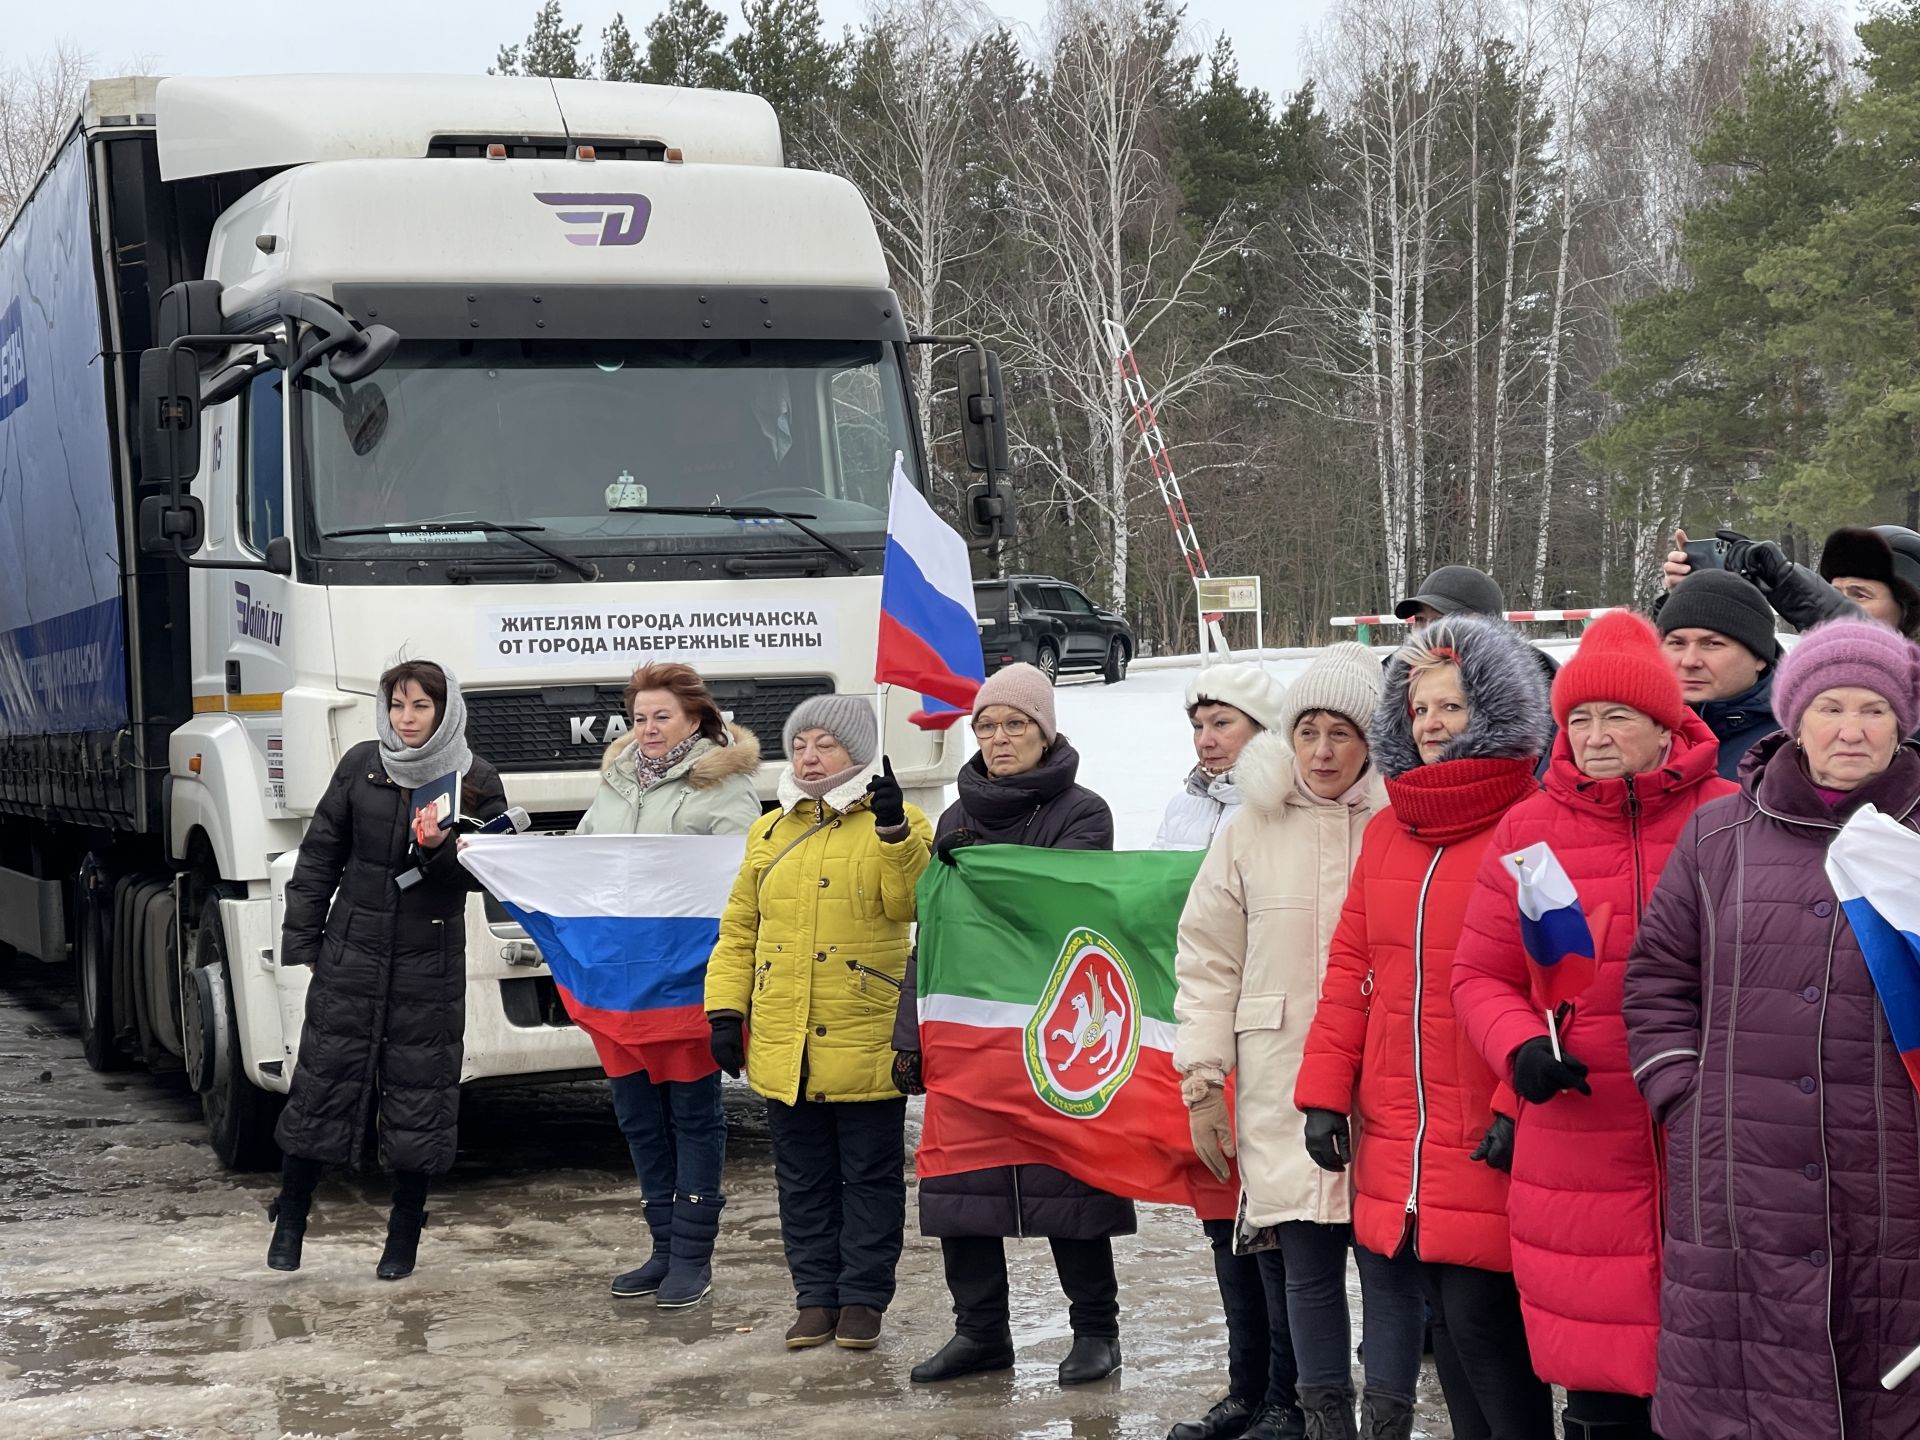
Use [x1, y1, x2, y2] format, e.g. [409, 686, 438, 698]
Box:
[914, 843, 1237, 1213]
[459, 833, 744, 1081]
[876, 453, 984, 729]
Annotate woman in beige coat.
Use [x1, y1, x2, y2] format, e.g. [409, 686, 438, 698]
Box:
[1174, 643, 1428, 1440]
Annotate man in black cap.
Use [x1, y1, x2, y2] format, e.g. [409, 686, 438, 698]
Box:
[1656, 569, 1782, 780]
[1815, 526, 1920, 637]
[1394, 564, 1509, 632]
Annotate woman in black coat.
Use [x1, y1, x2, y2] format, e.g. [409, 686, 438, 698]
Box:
[892, 662, 1133, 1387]
[267, 659, 506, 1280]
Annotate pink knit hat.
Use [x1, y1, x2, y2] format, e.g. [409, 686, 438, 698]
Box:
[973, 662, 1058, 743]
[1772, 619, 1920, 736]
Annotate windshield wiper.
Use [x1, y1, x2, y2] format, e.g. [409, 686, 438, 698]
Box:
[323, 520, 599, 581]
[610, 505, 864, 574]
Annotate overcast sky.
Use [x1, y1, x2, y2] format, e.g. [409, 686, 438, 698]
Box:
[7, 1, 1336, 104]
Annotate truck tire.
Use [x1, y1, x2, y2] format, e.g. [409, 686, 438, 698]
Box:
[75, 857, 125, 1072]
[190, 892, 281, 1171]
[1102, 640, 1130, 685]
[1035, 641, 1060, 684]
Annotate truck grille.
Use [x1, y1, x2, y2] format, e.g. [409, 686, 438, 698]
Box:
[465, 677, 835, 772]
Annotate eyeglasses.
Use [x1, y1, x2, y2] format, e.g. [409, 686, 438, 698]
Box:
[972, 718, 1031, 739]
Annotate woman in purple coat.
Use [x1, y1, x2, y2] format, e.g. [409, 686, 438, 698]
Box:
[1626, 619, 1920, 1440]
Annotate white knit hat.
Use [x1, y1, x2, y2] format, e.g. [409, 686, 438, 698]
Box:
[1279, 642, 1385, 740]
[1185, 663, 1289, 732]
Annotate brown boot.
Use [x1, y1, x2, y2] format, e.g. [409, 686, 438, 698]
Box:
[835, 1304, 883, 1349]
[785, 1306, 840, 1349]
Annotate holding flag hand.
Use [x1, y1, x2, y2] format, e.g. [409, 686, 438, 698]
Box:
[1512, 1035, 1592, 1103]
[1472, 1113, 1516, 1172]
[866, 757, 906, 830]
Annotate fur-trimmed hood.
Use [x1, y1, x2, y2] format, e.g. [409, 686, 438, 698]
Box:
[1235, 728, 1383, 814]
[601, 723, 761, 791]
[1371, 613, 1552, 780]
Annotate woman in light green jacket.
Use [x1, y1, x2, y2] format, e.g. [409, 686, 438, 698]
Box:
[575, 663, 763, 1309]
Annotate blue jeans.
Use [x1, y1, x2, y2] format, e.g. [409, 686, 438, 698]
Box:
[607, 1070, 725, 1200]
[1266, 1224, 1426, 1399]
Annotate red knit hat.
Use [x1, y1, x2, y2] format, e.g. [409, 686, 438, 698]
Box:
[1551, 611, 1689, 732]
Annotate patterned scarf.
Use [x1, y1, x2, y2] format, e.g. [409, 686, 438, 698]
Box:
[627, 733, 704, 794]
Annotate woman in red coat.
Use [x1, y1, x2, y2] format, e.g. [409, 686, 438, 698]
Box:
[1296, 613, 1555, 1440]
[1454, 612, 1735, 1440]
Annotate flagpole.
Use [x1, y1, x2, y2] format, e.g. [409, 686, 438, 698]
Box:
[1546, 1008, 1563, 1062]
[1885, 1341, 1920, 1391]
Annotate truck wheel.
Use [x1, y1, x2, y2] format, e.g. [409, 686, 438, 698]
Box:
[1035, 642, 1060, 685]
[1102, 640, 1130, 685]
[75, 858, 125, 1072]
[190, 892, 281, 1171]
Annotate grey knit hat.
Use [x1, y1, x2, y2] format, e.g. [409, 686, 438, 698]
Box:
[1656, 569, 1781, 663]
[1279, 642, 1386, 740]
[782, 695, 877, 766]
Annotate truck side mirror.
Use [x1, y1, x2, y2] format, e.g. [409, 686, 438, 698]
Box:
[327, 323, 401, 385]
[964, 481, 1016, 542]
[138, 347, 202, 485]
[157, 280, 226, 349]
[262, 536, 293, 576]
[957, 348, 1012, 476]
[138, 492, 205, 556]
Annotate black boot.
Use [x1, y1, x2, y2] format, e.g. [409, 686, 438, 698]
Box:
[656, 1193, 723, 1308]
[1058, 1334, 1122, 1385]
[1297, 1384, 1358, 1440]
[1359, 1389, 1413, 1440]
[610, 1199, 675, 1298]
[377, 1206, 428, 1281]
[266, 1194, 311, 1272]
[911, 1333, 1016, 1384]
[1243, 1403, 1308, 1440]
[1167, 1395, 1260, 1440]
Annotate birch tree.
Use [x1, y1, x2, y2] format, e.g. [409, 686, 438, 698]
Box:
[0, 42, 91, 226]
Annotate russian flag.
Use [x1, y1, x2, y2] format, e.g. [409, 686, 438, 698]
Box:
[459, 833, 745, 1082]
[1825, 805, 1920, 1092]
[876, 453, 985, 730]
[1501, 841, 1601, 1011]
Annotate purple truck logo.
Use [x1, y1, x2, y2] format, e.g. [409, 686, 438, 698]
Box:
[534, 192, 652, 247]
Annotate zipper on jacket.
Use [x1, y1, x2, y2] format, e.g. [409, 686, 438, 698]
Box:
[1405, 848, 1444, 1220]
[1625, 779, 1646, 918]
[1816, 910, 1844, 1437]
[848, 960, 902, 993]
[755, 959, 772, 995]
[1692, 872, 1715, 1246]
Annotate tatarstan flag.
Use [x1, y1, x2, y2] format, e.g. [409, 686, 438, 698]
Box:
[915, 845, 1238, 1214]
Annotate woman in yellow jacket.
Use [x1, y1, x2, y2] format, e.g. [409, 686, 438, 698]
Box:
[705, 695, 931, 1355]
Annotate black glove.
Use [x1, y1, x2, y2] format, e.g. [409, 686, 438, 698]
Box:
[934, 827, 980, 868]
[891, 1049, 924, 1096]
[866, 756, 905, 830]
[709, 1014, 744, 1079]
[1718, 528, 1792, 589]
[1303, 1108, 1352, 1173]
[1511, 1035, 1592, 1103]
[1472, 1112, 1516, 1172]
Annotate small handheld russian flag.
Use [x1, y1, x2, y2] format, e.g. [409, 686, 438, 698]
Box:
[1501, 841, 1605, 1058]
[1823, 805, 1920, 1391]
[875, 454, 986, 730]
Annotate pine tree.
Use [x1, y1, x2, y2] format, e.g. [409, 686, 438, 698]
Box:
[1751, 3, 1920, 529]
[493, 1, 592, 79]
[601, 13, 642, 83]
[727, 0, 849, 160]
[1590, 33, 1840, 531]
[642, 0, 738, 90]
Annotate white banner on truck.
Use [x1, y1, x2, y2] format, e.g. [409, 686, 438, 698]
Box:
[476, 602, 836, 668]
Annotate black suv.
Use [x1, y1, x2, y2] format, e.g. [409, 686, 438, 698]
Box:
[974, 575, 1135, 685]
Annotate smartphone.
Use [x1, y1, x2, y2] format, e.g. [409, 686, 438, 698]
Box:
[1683, 536, 1730, 574]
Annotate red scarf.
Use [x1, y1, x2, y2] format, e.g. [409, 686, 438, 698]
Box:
[1384, 756, 1539, 846]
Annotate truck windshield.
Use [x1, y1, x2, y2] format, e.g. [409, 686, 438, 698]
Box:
[299, 337, 914, 555]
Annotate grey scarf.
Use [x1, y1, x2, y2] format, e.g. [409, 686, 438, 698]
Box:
[375, 667, 473, 789]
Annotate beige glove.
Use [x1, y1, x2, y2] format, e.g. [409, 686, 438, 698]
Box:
[1188, 1084, 1236, 1183]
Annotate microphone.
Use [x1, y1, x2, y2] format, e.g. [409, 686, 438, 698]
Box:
[398, 807, 531, 890]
